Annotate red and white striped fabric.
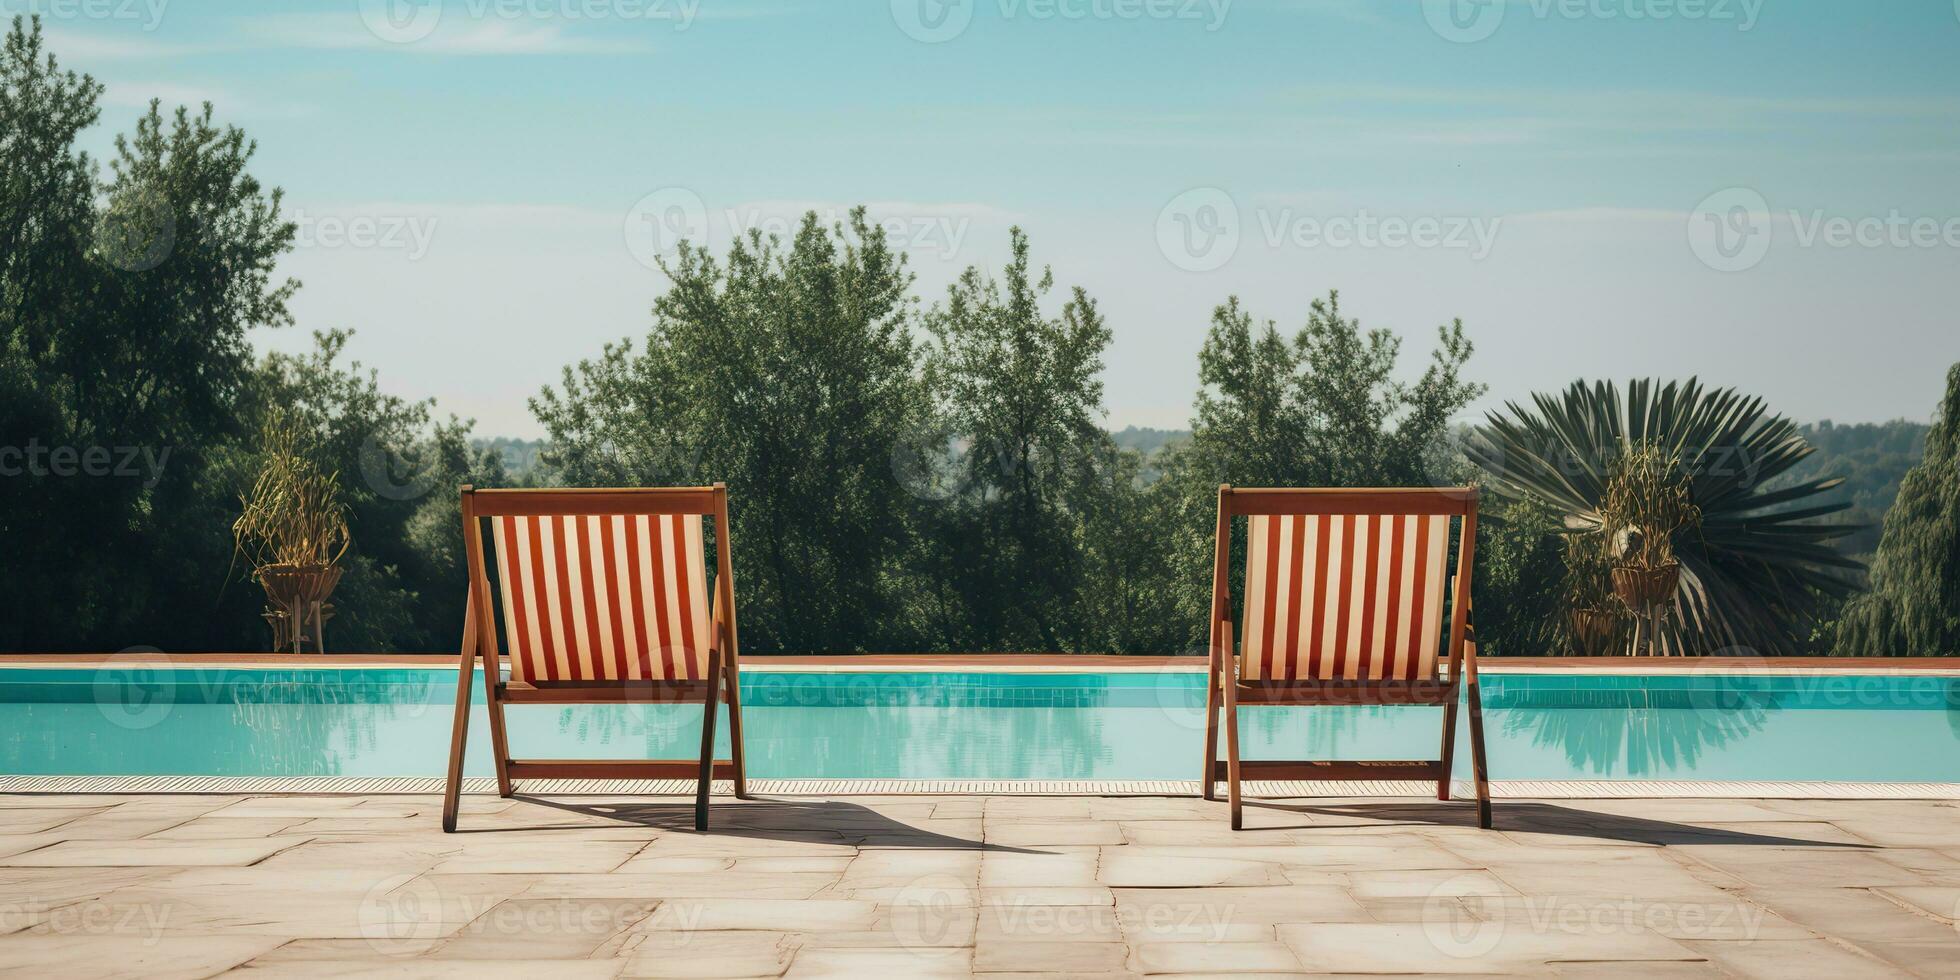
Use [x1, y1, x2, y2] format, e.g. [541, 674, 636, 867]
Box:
[1240, 513, 1451, 681]
[489, 514, 713, 683]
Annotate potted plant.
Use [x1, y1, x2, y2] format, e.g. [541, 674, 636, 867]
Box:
[1562, 532, 1627, 656]
[1598, 442, 1700, 611]
[232, 413, 350, 653]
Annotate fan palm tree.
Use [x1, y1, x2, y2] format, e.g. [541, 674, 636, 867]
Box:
[1467, 379, 1861, 655]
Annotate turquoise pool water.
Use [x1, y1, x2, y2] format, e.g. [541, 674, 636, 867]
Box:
[1, 669, 1956, 782]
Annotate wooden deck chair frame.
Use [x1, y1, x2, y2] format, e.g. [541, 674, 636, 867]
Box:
[1200, 486, 1491, 830]
[442, 484, 749, 833]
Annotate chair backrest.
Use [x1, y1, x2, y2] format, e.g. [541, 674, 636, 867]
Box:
[1215, 487, 1477, 682]
[461, 486, 734, 684]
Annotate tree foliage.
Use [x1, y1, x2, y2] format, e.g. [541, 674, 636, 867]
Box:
[1468, 379, 1862, 655]
[1153, 292, 1487, 651]
[533, 211, 934, 653]
[920, 228, 1113, 651]
[1, 17, 489, 652]
[1, 16, 295, 650]
[1835, 364, 1960, 656]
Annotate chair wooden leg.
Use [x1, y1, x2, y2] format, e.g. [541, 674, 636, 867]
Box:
[695, 653, 722, 832]
[442, 607, 477, 833]
[723, 665, 749, 799]
[1437, 683, 1461, 802]
[1201, 663, 1221, 801]
[1466, 675, 1492, 829]
[482, 654, 514, 798]
[1224, 682, 1243, 831]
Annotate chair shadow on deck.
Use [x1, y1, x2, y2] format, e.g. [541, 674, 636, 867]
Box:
[468, 794, 1047, 853]
[1240, 799, 1878, 848]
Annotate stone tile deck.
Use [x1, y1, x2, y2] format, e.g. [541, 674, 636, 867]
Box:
[0, 793, 1955, 977]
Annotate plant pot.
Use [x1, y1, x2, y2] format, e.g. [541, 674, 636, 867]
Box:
[258, 562, 341, 607]
[257, 562, 342, 653]
[1567, 607, 1626, 657]
[1611, 561, 1679, 610]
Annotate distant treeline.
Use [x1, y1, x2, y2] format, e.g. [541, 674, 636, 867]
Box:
[1786, 420, 1928, 560]
[478, 420, 1927, 564]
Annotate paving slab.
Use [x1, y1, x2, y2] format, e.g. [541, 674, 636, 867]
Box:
[0, 792, 1955, 978]
[0, 834, 313, 867]
[0, 934, 284, 979]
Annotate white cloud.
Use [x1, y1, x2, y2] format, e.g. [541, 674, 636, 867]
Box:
[39, 28, 212, 60]
[250, 13, 652, 55]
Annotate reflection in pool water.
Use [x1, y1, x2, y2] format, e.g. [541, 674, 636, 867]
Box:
[1, 669, 1955, 782]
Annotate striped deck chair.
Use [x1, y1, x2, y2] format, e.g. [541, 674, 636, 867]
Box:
[1201, 486, 1491, 829]
[442, 485, 748, 832]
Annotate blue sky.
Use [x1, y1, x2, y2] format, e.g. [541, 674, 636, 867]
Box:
[33, 0, 1960, 436]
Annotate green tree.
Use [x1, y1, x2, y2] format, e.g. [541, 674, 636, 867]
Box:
[534, 210, 933, 653]
[0, 17, 298, 651]
[1836, 364, 1960, 657]
[1473, 496, 1569, 656]
[1160, 291, 1485, 649]
[1183, 292, 1480, 489]
[3, 18, 486, 653]
[1071, 443, 1186, 653]
[922, 228, 1113, 651]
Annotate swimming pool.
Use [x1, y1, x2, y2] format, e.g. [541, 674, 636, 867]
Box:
[1, 668, 1956, 782]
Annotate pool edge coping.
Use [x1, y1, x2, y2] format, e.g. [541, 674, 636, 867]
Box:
[3, 776, 1957, 799]
[3, 654, 1958, 676]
